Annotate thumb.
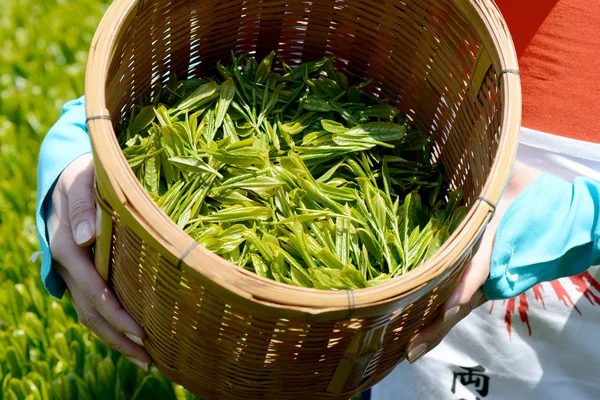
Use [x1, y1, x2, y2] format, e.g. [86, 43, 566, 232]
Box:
[62, 153, 97, 246]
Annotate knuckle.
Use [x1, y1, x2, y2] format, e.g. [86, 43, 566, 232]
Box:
[69, 197, 94, 222]
[77, 310, 98, 331]
[80, 285, 99, 310]
[432, 324, 448, 341]
[110, 340, 126, 354]
[105, 306, 125, 326]
[461, 301, 474, 316]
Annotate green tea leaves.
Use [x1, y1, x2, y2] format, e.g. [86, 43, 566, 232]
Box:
[332, 122, 406, 149]
[168, 157, 223, 178]
[118, 51, 466, 290]
[213, 78, 236, 135]
[174, 81, 219, 115]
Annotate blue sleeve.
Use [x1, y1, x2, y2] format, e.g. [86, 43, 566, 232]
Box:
[483, 173, 600, 300]
[36, 96, 91, 299]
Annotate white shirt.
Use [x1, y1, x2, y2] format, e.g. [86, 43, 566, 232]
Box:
[372, 128, 600, 400]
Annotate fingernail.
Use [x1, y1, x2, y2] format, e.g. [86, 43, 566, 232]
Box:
[407, 343, 428, 364]
[76, 221, 93, 245]
[127, 357, 149, 372]
[443, 305, 461, 323]
[126, 333, 144, 347]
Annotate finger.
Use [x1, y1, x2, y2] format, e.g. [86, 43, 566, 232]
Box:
[406, 289, 486, 364]
[49, 172, 146, 344]
[68, 249, 147, 344]
[441, 256, 490, 322]
[60, 153, 96, 246]
[50, 219, 146, 344]
[57, 263, 152, 368]
[404, 241, 492, 364]
[402, 163, 542, 364]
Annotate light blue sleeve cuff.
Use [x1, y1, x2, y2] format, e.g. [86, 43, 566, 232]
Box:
[36, 96, 91, 299]
[483, 173, 600, 300]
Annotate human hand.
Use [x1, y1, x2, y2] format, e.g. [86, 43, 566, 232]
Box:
[47, 153, 151, 370]
[405, 161, 543, 363]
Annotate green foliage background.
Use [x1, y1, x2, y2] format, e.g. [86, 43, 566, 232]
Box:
[0, 1, 200, 398]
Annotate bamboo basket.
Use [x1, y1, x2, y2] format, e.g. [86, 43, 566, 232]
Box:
[85, 0, 520, 398]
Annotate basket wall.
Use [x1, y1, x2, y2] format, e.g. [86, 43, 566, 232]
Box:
[86, 0, 520, 398]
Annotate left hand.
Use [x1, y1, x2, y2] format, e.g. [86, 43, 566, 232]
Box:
[47, 153, 151, 370]
[405, 161, 542, 363]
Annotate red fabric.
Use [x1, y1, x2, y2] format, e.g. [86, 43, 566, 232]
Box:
[495, 0, 600, 143]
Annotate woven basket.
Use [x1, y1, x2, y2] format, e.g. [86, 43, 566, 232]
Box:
[85, 0, 520, 398]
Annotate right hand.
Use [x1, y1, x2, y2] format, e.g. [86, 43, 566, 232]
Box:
[47, 153, 152, 370]
[405, 161, 543, 363]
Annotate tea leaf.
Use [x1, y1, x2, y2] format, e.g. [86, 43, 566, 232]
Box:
[255, 51, 275, 83]
[195, 206, 273, 223]
[283, 57, 333, 82]
[209, 148, 268, 167]
[215, 176, 284, 194]
[335, 216, 350, 266]
[314, 248, 345, 270]
[213, 78, 236, 133]
[310, 266, 368, 290]
[174, 81, 220, 114]
[321, 119, 347, 134]
[130, 106, 156, 134]
[333, 122, 406, 149]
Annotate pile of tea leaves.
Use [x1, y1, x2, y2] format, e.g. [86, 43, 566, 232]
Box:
[117, 51, 466, 290]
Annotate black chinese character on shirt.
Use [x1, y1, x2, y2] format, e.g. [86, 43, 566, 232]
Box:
[451, 365, 490, 397]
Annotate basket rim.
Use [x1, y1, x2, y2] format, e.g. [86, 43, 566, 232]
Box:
[84, 0, 521, 315]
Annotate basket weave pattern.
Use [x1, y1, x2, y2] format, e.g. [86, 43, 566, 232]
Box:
[85, 0, 520, 398]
